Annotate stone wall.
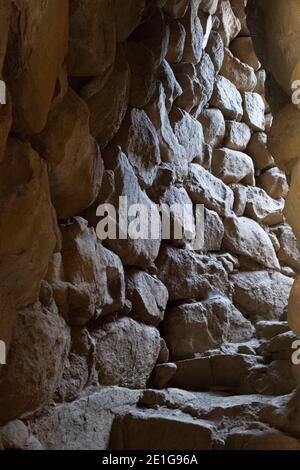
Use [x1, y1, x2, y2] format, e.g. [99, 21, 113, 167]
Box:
[0, 0, 300, 450]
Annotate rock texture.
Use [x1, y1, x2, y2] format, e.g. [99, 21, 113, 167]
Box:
[0, 0, 299, 452]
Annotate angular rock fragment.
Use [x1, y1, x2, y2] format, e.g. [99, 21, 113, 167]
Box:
[206, 31, 224, 74]
[203, 209, 224, 252]
[198, 108, 226, 148]
[93, 317, 160, 388]
[242, 92, 265, 131]
[221, 48, 257, 92]
[232, 271, 293, 321]
[215, 0, 241, 46]
[156, 245, 229, 301]
[81, 48, 130, 146]
[181, 0, 203, 64]
[223, 216, 280, 270]
[186, 163, 234, 216]
[247, 132, 274, 170]
[212, 148, 255, 185]
[0, 139, 58, 308]
[0, 304, 70, 422]
[224, 121, 251, 151]
[231, 37, 261, 71]
[166, 19, 186, 64]
[162, 296, 254, 358]
[32, 89, 103, 219]
[157, 60, 183, 112]
[245, 187, 284, 225]
[210, 76, 243, 121]
[258, 168, 289, 200]
[126, 269, 168, 326]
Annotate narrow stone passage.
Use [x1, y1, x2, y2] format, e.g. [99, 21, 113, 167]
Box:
[0, 0, 300, 450]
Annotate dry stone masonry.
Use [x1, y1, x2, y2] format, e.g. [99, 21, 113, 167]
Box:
[0, 0, 300, 450]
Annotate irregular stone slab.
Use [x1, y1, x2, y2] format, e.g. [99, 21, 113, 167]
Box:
[198, 108, 226, 148]
[157, 60, 183, 112]
[210, 76, 243, 121]
[224, 121, 251, 151]
[111, 108, 160, 188]
[126, 269, 168, 326]
[258, 168, 289, 200]
[221, 48, 257, 92]
[93, 317, 160, 389]
[0, 139, 58, 308]
[243, 92, 265, 131]
[81, 48, 130, 146]
[169, 107, 205, 163]
[110, 409, 214, 450]
[29, 387, 141, 450]
[200, 0, 219, 15]
[162, 296, 254, 358]
[186, 163, 234, 216]
[4, 0, 68, 134]
[256, 321, 290, 340]
[173, 63, 199, 113]
[104, 151, 161, 268]
[159, 185, 196, 246]
[245, 187, 284, 225]
[212, 148, 255, 185]
[203, 209, 224, 252]
[268, 104, 300, 172]
[33, 89, 104, 219]
[247, 132, 274, 170]
[192, 52, 215, 117]
[150, 363, 177, 389]
[55, 217, 125, 325]
[223, 216, 280, 270]
[226, 426, 300, 450]
[155, 245, 229, 301]
[166, 19, 186, 64]
[145, 84, 187, 179]
[0, 304, 70, 423]
[232, 271, 293, 321]
[231, 37, 261, 71]
[206, 31, 224, 74]
[181, 0, 203, 64]
[68, 0, 116, 76]
[125, 42, 156, 108]
[215, 0, 241, 46]
[230, 184, 248, 217]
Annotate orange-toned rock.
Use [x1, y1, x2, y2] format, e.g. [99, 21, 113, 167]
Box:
[68, 0, 116, 77]
[0, 139, 58, 308]
[33, 88, 104, 219]
[4, 0, 69, 135]
[81, 47, 130, 147]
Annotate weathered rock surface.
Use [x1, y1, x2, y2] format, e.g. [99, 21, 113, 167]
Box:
[186, 163, 234, 216]
[126, 269, 168, 326]
[199, 108, 226, 148]
[93, 317, 161, 388]
[0, 304, 70, 423]
[223, 216, 280, 270]
[232, 271, 293, 321]
[0, 139, 58, 308]
[33, 89, 103, 219]
[212, 148, 255, 185]
[4, 0, 69, 134]
[156, 245, 229, 301]
[210, 76, 243, 120]
[224, 121, 251, 151]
